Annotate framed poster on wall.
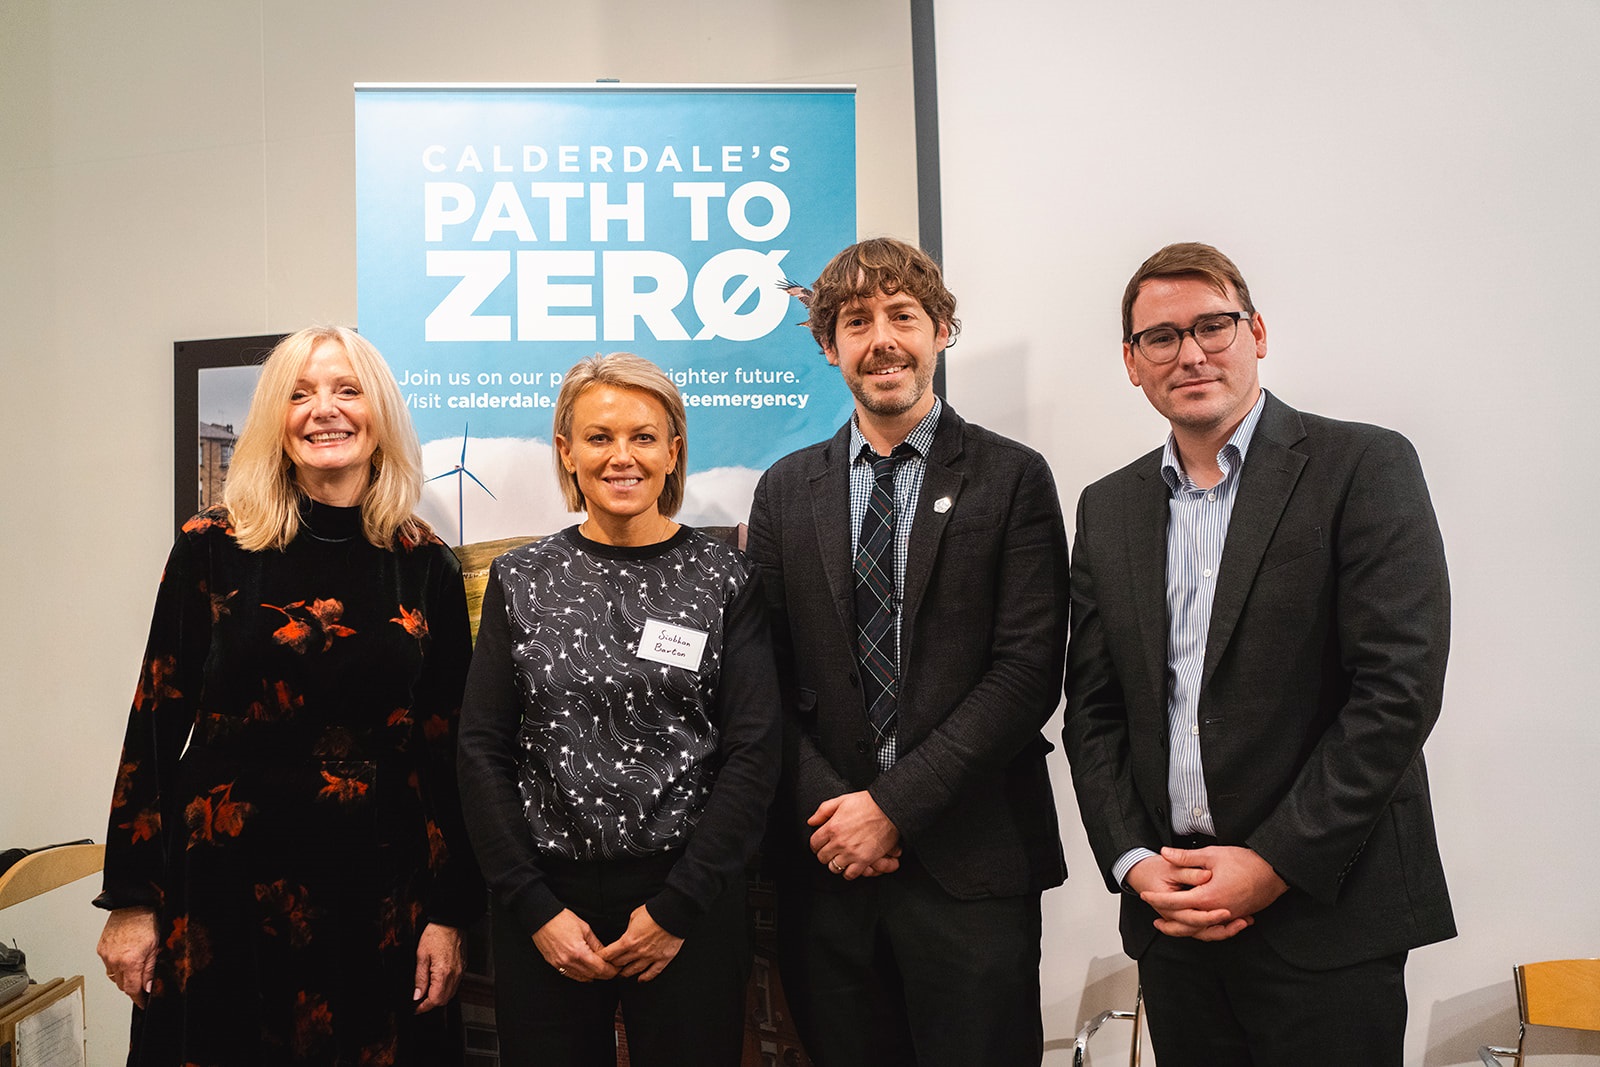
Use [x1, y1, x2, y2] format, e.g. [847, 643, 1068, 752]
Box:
[172, 334, 283, 534]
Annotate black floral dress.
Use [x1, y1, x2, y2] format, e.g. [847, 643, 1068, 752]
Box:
[96, 502, 484, 1067]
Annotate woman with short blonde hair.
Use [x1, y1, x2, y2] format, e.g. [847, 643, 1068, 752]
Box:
[550, 351, 689, 518]
[461, 352, 778, 1066]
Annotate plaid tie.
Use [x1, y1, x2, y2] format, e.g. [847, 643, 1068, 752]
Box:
[856, 447, 907, 742]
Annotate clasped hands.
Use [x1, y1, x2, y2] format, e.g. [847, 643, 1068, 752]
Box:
[533, 904, 683, 984]
[808, 790, 901, 880]
[1127, 845, 1289, 942]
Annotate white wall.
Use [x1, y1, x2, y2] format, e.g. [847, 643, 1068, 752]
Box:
[932, 1, 1600, 1064]
[0, 2, 914, 1062]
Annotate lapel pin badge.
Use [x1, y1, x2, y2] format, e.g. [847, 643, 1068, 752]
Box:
[933, 496, 953, 514]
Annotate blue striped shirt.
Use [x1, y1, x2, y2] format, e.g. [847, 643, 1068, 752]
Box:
[849, 397, 942, 771]
[1112, 390, 1267, 887]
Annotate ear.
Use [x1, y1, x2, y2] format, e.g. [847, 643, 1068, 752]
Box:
[667, 434, 683, 473]
[1249, 311, 1268, 360]
[1123, 343, 1142, 387]
[554, 434, 575, 473]
[823, 340, 840, 367]
[933, 319, 951, 354]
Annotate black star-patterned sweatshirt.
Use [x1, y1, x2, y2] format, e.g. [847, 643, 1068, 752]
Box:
[458, 525, 780, 938]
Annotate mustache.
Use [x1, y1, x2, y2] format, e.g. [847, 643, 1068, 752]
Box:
[860, 356, 912, 374]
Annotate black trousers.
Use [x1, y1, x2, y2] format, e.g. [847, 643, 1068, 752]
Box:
[777, 856, 1044, 1067]
[489, 854, 750, 1067]
[1138, 925, 1408, 1067]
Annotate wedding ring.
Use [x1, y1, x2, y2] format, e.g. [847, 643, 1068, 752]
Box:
[558, 966, 567, 975]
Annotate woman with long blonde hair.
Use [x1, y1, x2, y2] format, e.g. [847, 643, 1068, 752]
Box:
[95, 326, 483, 1065]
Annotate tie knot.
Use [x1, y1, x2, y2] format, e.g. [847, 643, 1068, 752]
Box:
[866, 445, 910, 482]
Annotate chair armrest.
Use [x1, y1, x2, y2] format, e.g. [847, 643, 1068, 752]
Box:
[1074, 1008, 1139, 1067]
[1478, 1045, 1515, 1066]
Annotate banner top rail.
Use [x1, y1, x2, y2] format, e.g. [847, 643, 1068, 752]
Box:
[355, 82, 856, 94]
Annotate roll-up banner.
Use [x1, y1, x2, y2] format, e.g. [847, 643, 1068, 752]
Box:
[355, 84, 857, 552]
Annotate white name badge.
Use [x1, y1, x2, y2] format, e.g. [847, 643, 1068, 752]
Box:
[636, 618, 709, 673]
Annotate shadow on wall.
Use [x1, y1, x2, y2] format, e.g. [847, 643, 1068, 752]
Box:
[1422, 980, 1515, 1066]
[1429, 976, 1600, 1066]
[1042, 954, 1140, 1063]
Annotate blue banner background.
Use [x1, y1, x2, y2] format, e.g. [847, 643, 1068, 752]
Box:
[356, 85, 856, 540]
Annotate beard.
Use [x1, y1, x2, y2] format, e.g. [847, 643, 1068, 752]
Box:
[845, 356, 935, 418]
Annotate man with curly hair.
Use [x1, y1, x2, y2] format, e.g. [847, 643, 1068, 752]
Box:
[748, 237, 1070, 1066]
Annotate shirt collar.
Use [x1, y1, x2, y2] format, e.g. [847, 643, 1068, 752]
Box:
[851, 396, 943, 463]
[1160, 389, 1268, 492]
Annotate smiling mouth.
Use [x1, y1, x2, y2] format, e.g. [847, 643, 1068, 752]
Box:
[307, 431, 352, 443]
[606, 477, 642, 488]
[864, 363, 908, 378]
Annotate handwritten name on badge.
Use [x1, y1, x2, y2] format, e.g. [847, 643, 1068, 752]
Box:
[636, 619, 709, 673]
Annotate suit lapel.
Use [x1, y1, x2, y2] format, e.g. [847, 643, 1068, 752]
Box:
[901, 408, 965, 636]
[1126, 452, 1172, 703]
[1201, 394, 1308, 689]
[808, 423, 857, 642]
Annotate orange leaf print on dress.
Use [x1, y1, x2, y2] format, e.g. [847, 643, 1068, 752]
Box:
[292, 991, 335, 1057]
[255, 879, 314, 948]
[306, 598, 357, 649]
[264, 598, 357, 653]
[247, 679, 304, 722]
[120, 807, 162, 844]
[390, 604, 428, 644]
[185, 782, 254, 845]
[318, 769, 371, 803]
[181, 511, 234, 536]
[133, 655, 182, 713]
[198, 577, 238, 623]
[166, 916, 213, 993]
[112, 760, 138, 807]
[359, 1034, 399, 1067]
[427, 819, 449, 868]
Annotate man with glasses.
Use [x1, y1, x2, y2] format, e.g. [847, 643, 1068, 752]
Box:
[1062, 242, 1454, 1065]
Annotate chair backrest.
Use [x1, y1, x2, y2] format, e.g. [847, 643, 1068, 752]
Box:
[1516, 959, 1600, 1032]
[0, 843, 104, 911]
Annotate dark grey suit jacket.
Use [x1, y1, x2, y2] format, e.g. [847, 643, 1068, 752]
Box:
[748, 404, 1069, 899]
[1063, 392, 1455, 969]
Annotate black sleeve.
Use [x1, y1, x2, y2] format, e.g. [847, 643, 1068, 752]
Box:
[456, 563, 565, 936]
[96, 526, 213, 912]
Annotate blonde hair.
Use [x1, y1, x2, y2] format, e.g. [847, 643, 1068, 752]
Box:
[224, 326, 429, 551]
[552, 353, 688, 518]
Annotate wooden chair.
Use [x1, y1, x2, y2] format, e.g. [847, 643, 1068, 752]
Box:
[1479, 958, 1600, 1066]
[0, 843, 104, 912]
[1073, 986, 1143, 1067]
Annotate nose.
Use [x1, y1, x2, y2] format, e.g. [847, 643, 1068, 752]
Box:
[1176, 330, 1208, 366]
[310, 388, 339, 417]
[867, 315, 896, 350]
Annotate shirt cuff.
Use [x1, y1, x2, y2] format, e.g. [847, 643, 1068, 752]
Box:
[1112, 847, 1159, 891]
